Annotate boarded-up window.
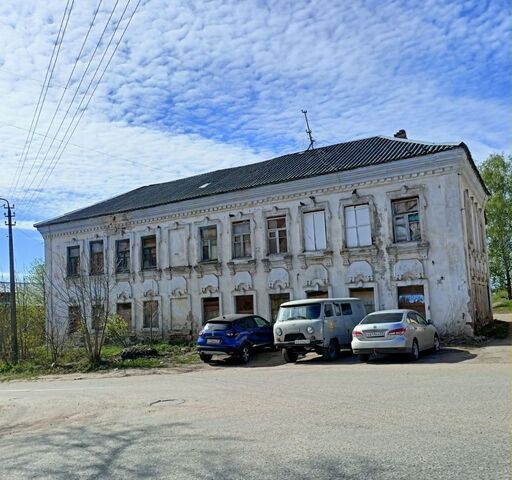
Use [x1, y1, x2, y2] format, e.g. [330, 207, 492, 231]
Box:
[90, 241, 104, 275]
[269, 293, 290, 323]
[397, 285, 425, 317]
[235, 295, 254, 314]
[349, 287, 375, 313]
[202, 297, 219, 324]
[116, 239, 130, 273]
[303, 210, 326, 251]
[68, 305, 81, 335]
[169, 227, 189, 266]
[142, 236, 157, 269]
[267, 217, 288, 254]
[392, 197, 421, 243]
[143, 300, 159, 329]
[232, 221, 251, 258]
[345, 205, 371, 248]
[116, 303, 132, 329]
[67, 246, 80, 276]
[200, 226, 218, 261]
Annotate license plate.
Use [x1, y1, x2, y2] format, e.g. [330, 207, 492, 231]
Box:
[365, 331, 383, 338]
[294, 339, 310, 345]
[207, 338, 221, 345]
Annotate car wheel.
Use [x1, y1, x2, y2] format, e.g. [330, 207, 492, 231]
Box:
[358, 354, 371, 362]
[240, 344, 251, 364]
[433, 334, 441, 352]
[199, 353, 212, 363]
[409, 339, 420, 361]
[322, 341, 339, 362]
[282, 348, 298, 363]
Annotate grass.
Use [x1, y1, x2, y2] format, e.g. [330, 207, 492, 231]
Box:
[0, 341, 199, 382]
[492, 290, 512, 314]
[476, 320, 510, 339]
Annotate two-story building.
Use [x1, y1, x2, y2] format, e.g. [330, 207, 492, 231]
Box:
[35, 132, 492, 336]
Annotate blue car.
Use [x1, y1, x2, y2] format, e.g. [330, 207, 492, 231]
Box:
[197, 314, 274, 363]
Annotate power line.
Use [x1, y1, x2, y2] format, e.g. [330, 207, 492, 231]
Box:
[9, 0, 74, 198]
[16, 0, 120, 202]
[12, 0, 104, 200]
[20, 0, 143, 215]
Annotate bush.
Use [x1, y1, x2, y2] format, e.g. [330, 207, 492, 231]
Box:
[106, 314, 131, 347]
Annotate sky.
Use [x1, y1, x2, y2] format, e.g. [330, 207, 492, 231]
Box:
[0, 0, 509, 278]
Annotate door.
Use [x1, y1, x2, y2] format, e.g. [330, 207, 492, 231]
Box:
[349, 288, 375, 313]
[414, 312, 434, 348]
[339, 302, 355, 344]
[253, 316, 272, 346]
[397, 285, 425, 317]
[235, 295, 254, 314]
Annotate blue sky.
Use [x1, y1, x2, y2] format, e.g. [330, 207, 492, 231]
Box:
[0, 0, 509, 278]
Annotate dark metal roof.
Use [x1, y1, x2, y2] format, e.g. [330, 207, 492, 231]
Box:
[36, 135, 476, 228]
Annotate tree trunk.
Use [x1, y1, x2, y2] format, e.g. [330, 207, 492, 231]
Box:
[506, 268, 512, 300]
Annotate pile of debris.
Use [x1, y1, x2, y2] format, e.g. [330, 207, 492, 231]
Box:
[120, 345, 159, 361]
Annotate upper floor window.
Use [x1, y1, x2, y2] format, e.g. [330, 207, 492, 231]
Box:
[344, 205, 371, 248]
[232, 221, 251, 259]
[142, 235, 157, 270]
[200, 226, 218, 261]
[392, 197, 421, 243]
[67, 246, 80, 277]
[116, 239, 130, 273]
[303, 210, 326, 251]
[89, 240, 104, 275]
[267, 216, 288, 254]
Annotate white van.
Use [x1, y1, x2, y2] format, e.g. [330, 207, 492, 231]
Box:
[274, 298, 366, 362]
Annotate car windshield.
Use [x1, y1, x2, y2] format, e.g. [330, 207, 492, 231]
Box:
[204, 322, 231, 330]
[277, 303, 321, 321]
[360, 312, 404, 324]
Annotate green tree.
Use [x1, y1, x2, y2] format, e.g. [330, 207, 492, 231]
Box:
[480, 153, 512, 299]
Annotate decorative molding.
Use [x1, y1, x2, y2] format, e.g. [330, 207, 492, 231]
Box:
[386, 242, 430, 261]
[340, 245, 379, 266]
[261, 254, 293, 272]
[227, 259, 257, 275]
[165, 265, 192, 278]
[193, 261, 222, 278]
[298, 250, 333, 269]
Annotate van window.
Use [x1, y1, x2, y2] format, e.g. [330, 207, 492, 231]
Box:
[277, 303, 321, 321]
[334, 303, 341, 316]
[324, 303, 334, 317]
[340, 303, 353, 315]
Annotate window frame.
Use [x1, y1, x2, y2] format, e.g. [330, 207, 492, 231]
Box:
[200, 225, 218, 262]
[141, 235, 157, 270]
[232, 220, 252, 259]
[67, 245, 80, 277]
[303, 209, 327, 252]
[344, 204, 372, 248]
[89, 240, 104, 275]
[142, 300, 159, 329]
[267, 216, 288, 255]
[115, 239, 131, 274]
[392, 196, 421, 243]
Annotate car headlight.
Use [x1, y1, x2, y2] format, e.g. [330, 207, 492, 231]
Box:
[306, 326, 314, 334]
[275, 327, 283, 336]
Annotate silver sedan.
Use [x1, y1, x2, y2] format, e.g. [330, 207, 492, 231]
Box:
[351, 309, 440, 362]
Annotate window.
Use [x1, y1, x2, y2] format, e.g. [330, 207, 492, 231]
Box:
[349, 288, 375, 313]
[303, 210, 326, 251]
[68, 306, 81, 335]
[142, 236, 157, 270]
[392, 197, 421, 243]
[116, 239, 130, 273]
[324, 303, 334, 317]
[397, 285, 425, 317]
[344, 205, 371, 247]
[340, 303, 353, 315]
[235, 295, 254, 314]
[92, 304, 105, 331]
[254, 316, 270, 328]
[277, 303, 321, 321]
[238, 316, 257, 330]
[334, 303, 341, 316]
[89, 241, 104, 275]
[200, 226, 218, 261]
[67, 246, 80, 276]
[269, 293, 290, 323]
[232, 221, 251, 258]
[267, 216, 288, 254]
[116, 303, 132, 329]
[202, 297, 220, 323]
[143, 300, 159, 329]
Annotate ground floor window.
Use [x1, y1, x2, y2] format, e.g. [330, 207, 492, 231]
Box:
[235, 295, 254, 314]
[269, 293, 290, 323]
[143, 300, 159, 329]
[68, 305, 81, 335]
[397, 285, 425, 317]
[349, 287, 375, 313]
[116, 303, 132, 329]
[306, 290, 328, 299]
[202, 297, 220, 323]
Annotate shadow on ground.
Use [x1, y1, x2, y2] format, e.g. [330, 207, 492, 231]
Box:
[0, 422, 386, 480]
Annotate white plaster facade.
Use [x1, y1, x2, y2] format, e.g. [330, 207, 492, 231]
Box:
[37, 146, 491, 337]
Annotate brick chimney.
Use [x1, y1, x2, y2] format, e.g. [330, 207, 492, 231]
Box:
[394, 129, 407, 139]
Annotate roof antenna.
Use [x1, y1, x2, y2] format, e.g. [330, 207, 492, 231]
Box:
[301, 109, 315, 150]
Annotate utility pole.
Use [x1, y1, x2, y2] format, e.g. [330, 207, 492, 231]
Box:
[0, 198, 18, 363]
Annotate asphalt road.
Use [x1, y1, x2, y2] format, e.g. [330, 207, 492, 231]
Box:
[0, 340, 510, 480]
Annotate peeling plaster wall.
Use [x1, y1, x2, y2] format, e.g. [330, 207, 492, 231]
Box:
[38, 149, 489, 336]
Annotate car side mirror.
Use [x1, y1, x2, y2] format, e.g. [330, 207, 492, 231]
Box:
[427, 319, 433, 325]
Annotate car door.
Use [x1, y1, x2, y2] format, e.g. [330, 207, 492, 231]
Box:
[339, 302, 355, 344]
[415, 312, 434, 348]
[253, 316, 272, 346]
[243, 316, 259, 345]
